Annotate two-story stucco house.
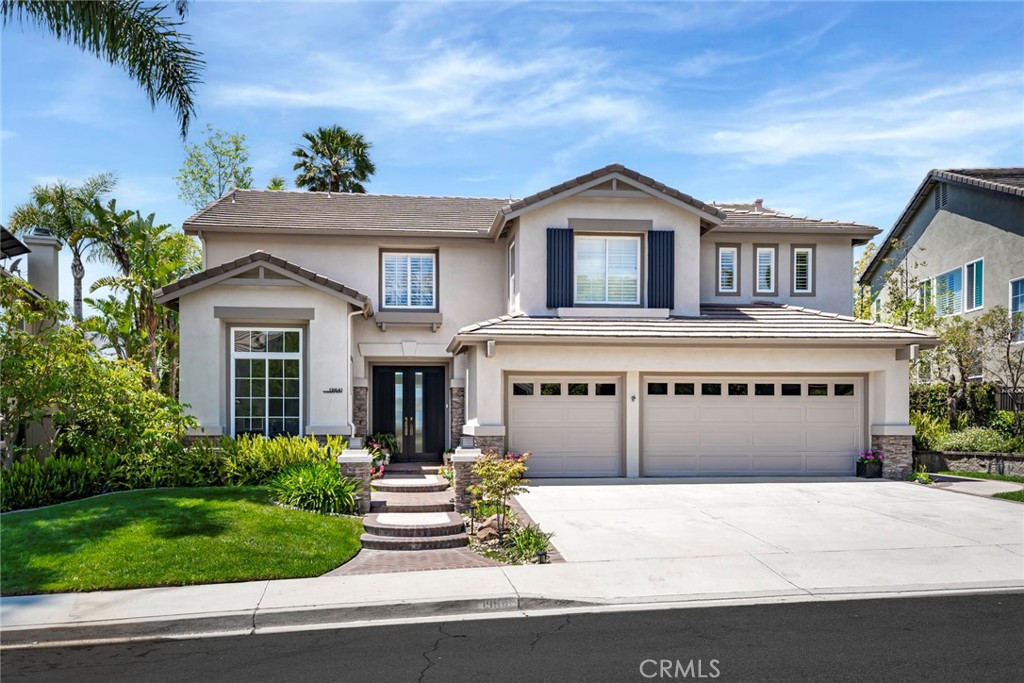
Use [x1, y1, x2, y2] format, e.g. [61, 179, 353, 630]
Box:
[156, 164, 935, 480]
[860, 169, 1024, 343]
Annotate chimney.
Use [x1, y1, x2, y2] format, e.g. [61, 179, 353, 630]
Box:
[753, 198, 764, 213]
[22, 228, 61, 300]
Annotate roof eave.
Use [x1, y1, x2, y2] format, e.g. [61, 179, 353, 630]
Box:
[449, 333, 937, 351]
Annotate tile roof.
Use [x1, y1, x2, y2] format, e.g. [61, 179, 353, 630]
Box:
[184, 190, 512, 236]
[714, 206, 880, 238]
[447, 303, 936, 353]
[934, 168, 1024, 194]
[155, 251, 371, 311]
[1, 226, 31, 258]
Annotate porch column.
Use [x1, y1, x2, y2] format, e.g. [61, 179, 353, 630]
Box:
[338, 450, 373, 514]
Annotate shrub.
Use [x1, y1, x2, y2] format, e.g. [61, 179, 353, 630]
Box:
[0, 454, 117, 512]
[504, 524, 553, 564]
[468, 451, 531, 536]
[220, 434, 346, 485]
[935, 428, 1012, 453]
[270, 462, 359, 515]
[910, 382, 998, 426]
[989, 411, 1019, 439]
[910, 412, 949, 451]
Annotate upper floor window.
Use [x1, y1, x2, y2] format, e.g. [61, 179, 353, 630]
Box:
[935, 267, 963, 316]
[792, 246, 814, 295]
[755, 246, 776, 295]
[964, 259, 983, 311]
[575, 235, 640, 305]
[717, 245, 739, 295]
[1011, 278, 1024, 342]
[382, 252, 436, 309]
[918, 278, 933, 308]
[508, 240, 517, 305]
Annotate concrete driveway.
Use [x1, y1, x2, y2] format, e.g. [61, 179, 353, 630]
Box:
[513, 478, 1024, 597]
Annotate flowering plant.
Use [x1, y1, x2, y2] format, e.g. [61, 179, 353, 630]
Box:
[370, 465, 385, 480]
[856, 450, 883, 464]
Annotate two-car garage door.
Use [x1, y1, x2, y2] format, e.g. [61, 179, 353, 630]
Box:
[507, 374, 864, 477]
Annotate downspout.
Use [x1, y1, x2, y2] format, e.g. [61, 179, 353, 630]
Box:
[347, 308, 362, 440]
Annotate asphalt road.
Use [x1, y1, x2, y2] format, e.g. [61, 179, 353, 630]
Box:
[4, 593, 1023, 682]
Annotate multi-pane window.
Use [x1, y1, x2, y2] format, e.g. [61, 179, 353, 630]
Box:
[935, 267, 963, 316]
[383, 252, 436, 309]
[793, 247, 813, 294]
[717, 246, 738, 294]
[965, 260, 983, 311]
[575, 235, 640, 305]
[755, 247, 775, 294]
[232, 328, 302, 437]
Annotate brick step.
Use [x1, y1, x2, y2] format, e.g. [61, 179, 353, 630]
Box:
[359, 532, 469, 551]
[370, 491, 455, 513]
[363, 511, 465, 538]
[372, 475, 450, 494]
[386, 463, 442, 474]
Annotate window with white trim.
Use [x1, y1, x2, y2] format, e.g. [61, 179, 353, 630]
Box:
[232, 328, 302, 437]
[574, 235, 640, 305]
[508, 240, 517, 308]
[793, 247, 813, 294]
[935, 267, 963, 316]
[1011, 278, 1024, 342]
[755, 247, 775, 294]
[382, 252, 436, 309]
[964, 259, 983, 311]
[717, 246, 738, 294]
[918, 278, 933, 308]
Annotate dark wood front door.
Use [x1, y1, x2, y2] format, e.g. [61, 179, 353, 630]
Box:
[371, 366, 446, 461]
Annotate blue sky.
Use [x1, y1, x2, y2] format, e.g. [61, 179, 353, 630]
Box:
[2, 1, 1022, 304]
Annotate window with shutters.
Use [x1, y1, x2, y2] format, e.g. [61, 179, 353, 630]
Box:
[792, 246, 814, 295]
[574, 235, 640, 305]
[382, 252, 437, 310]
[935, 267, 963, 316]
[717, 245, 739, 295]
[755, 246, 777, 295]
[964, 259, 983, 312]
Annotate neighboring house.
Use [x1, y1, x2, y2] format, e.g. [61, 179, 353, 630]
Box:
[860, 169, 1024, 342]
[156, 164, 935, 480]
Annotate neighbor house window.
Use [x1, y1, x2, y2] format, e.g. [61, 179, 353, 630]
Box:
[232, 328, 302, 437]
[792, 246, 814, 295]
[964, 259, 983, 311]
[382, 252, 436, 309]
[1011, 278, 1024, 342]
[717, 245, 739, 295]
[575, 235, 640, 305]
[508, 240, 517, 308]
[935, 267, 963, 316]
[755, 246, 776, 295]
[918, 278, 933, 308]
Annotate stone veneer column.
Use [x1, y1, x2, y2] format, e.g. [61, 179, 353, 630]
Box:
[873, 434, 913, 480]
[473, 435, 506, 454]
[338, 450, 373, 514]
[450, 387, 465, 449]
[452, 448, 482, 512]
[352, 386, 368, 438]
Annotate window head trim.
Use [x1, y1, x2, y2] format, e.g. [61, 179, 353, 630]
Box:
[716, 244, 740, 296]
[573, 234, 642, 306]
[380, 250, 439, 312]
[964, 258, 984, 312]
[754, 244, 778, 296]
[791, 244, 815, 296]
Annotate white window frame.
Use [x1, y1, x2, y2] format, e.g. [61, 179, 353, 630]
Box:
[918, 277, 934, 308]
[755, 246, 776, 294]
[792, 247, 813, 294]
[230, 327, 304, 438]
[717, 246, 739, 294]
[935, 267, 963, 317]
[573, 234, 641, 305]
[382, 252, 437, 310]
[508, 240, 517, 309]
[1010, 276, 1024, 344]
[964, 258, 984, 312]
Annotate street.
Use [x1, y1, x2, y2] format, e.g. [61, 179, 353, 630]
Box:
[4, 592, 1023, 682]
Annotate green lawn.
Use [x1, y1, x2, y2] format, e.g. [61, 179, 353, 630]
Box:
[994, 490, 1024, 503]
[0, 487, 362, 595]
[939, 471, 1024, 484]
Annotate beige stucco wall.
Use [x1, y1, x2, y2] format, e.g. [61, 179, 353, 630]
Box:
[699, 233, 856, 314]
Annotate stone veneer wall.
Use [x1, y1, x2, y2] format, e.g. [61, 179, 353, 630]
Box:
[339, 459, 372, 514]
[473, 435, 505, 454]
[450, 387, 465, 449]
[873, 434, 913, 480]
[453, 459, 481, 512]
[917, 451, 1024, 476]
[352, 386, 368, 438]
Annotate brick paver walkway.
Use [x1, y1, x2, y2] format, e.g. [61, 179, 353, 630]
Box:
[324, 547, 501, 575]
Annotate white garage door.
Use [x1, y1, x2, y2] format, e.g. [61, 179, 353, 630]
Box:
[508, 376, 623, 477]
[642, 377, 864, 476]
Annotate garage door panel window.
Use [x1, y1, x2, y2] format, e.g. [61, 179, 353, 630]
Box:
[834, 383, 855, 397]
[647, 382, 668, 396]
[808, 383, 829, 396]
[513, 382, 534, 396]
[701, 383, 722, 396]
[674, 382, 695, 395]
[781, 383, 801, 396]
[540, 383, 562, 396]
[568, 383, 589, 396]
[755, 383, 775, 396]
[728, 383, 748, 396]
[595, 383, 617, 396]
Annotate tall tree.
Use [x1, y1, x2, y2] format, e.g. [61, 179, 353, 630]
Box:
[932, 316, 984, 430]
[1, 1, 204, 139]
[979, 306, 1024, 436]
[8, 174, 116, 321]
[266, 176, 288, 191]
[292, 125, 375, 193]
[175, 124, 254, 210]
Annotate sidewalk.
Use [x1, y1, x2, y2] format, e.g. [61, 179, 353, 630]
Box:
[929, 472, 1024, 497]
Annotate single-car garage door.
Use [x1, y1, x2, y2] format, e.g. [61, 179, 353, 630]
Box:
[642, 376, 863, 476]
[507, 375, 623, 477]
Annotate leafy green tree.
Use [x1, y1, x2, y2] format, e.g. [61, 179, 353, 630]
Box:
[292, 125, 375, 193]
[932, 316, 984, 430]
[175, 124, 253, 210]
[1, 0, 203, 138]
[853, 242, 876, 320]
[266, 176, 288, 191]
[7, 174, 116, 321]
[979, 306, 1024, 435]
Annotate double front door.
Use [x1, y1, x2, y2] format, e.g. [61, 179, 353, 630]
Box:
[371, 366, 445, 461]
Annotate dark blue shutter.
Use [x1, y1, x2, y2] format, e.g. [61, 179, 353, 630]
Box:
[547, 228, 574, 308]
[647, 230, 675, 309]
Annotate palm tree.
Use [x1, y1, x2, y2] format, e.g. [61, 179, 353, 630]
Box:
[1, 0, 204, 138]
[7, 174, 117, 320]
[266, 176, 288, 191]
[292, 126, 376, 193]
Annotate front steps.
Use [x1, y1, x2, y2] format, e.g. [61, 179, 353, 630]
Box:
[361, 466, 468, 551]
